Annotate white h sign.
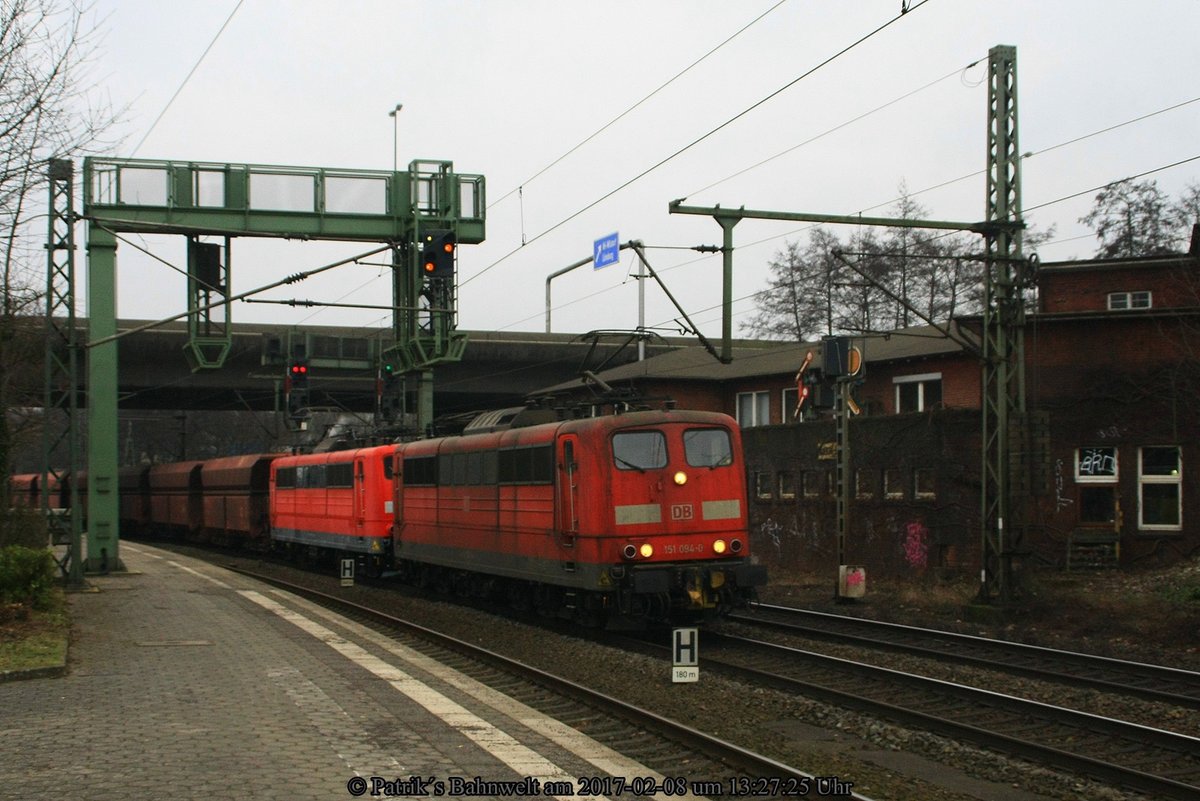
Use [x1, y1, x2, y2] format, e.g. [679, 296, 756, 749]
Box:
[672, 627, 699, 683]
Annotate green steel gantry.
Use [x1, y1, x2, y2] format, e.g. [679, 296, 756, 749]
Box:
[63, 157, 483, 573]
[43, 159, 83, 584]
[670, 45, 1029, 602]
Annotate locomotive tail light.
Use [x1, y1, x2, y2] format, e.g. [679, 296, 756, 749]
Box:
[713, 539, 727, 554]
[673, 471, 688, 486]
[639, 543, 654, 559]
[730, 538, 744, 553]
[622, 544, 638, 560]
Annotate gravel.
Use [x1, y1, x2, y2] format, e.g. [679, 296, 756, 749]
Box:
[171, 544, 1174, 801]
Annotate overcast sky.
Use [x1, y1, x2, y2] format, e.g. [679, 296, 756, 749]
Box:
[84, 0, 1200, 341]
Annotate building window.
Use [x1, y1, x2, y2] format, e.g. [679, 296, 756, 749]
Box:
[778, 471, 796, 500]
[782, 387, 799, 422]
[914, 468, 936, 500]
[894, 373, 943, 413]
[1139, 446, 1181, 531]
[1075, 446, 1118, 482]
[855, 468, 875, 499]
[1107, 291, 1152, 311]
[1079, 486, 1117, 525]
[754, 471, 773, 500]
[736, 391, 770, 427]
[802, 471, 821, 498]
[883, 468, 905, 500]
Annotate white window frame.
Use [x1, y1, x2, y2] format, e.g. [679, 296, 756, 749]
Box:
[753, 471, 773, 500]
[736, 390, 770, 428]
[883, 468, 905, 500]
[1138, 446, 1182, 531]
[782, 387, 799, 422]
[893, 372, 942, 413]
[778, 471, 796, 500]
[913, 467, 936, 500]
[1075, 446, 1118, 483]
[1107, 291, 1152, 311]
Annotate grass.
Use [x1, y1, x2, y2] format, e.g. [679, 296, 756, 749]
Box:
[0, 588, 69, 677]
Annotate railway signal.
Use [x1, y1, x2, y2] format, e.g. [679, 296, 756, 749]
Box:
[288, 359, 309, 388]
[286, 359, 310, 421]
[420, 229, 456, 278]
[379, 361, 400, 421]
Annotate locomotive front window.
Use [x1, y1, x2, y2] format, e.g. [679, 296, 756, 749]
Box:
[683, 428, 733, 468]
[612, 431, 667, 471]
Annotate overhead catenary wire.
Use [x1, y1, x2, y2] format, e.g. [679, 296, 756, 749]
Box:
[682, 60, 979, 200]
[529, 97, 1200, 331]
[291, 4, 786, 332]
[513, 148, 1200, 339]
[129, 0, 245, 156]
[460, 0, 936, 288]
[486, 0, 790, 211]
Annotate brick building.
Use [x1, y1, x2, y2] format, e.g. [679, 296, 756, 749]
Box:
[537, 250, 1200, 581]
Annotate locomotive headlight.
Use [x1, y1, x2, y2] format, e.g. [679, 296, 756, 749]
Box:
[673, 471, 688, 486]
[713, 539, 727, 554]
[639, 543, 654, 559]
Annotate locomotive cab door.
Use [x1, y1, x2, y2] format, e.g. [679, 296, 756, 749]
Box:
[354, 456, 366, 535]
[557, 436, 580, 548]
[391, 451, 403, 541]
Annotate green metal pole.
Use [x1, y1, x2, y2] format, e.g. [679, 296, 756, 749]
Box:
[85, 224, 122, 573]
[418, 369, 434, 432]
[716, 215, 739, 364]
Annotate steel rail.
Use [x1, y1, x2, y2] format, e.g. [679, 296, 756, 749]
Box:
[220, 564, 873, 800]
[732, 603, 1200, 709]
[647, 630, 1200, 801]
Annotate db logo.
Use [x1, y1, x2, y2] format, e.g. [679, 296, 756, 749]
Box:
[670, 504, 694, 521]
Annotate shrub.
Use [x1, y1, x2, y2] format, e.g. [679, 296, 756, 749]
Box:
[0, 545, 57, 611]
[0, 507, 49, 549]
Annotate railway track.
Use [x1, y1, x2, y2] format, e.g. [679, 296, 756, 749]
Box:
[616, 626, 1200, 801]
[732, 603, 1200, 709]
[220, 563, 871, 800]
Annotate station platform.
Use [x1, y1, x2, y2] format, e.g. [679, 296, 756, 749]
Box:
[0, 544, 679, 801]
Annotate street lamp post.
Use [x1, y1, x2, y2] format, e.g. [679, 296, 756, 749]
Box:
[388, 103, 403, 173]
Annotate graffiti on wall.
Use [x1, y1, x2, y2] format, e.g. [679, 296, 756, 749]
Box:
[904, 521, 929, 569]
[1055, 458, 1075, 512]
[1078, 446, 1118, 478]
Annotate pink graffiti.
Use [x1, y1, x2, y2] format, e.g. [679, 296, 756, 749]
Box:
[845, 569, 865, 587]
[904, 522, 929, 569]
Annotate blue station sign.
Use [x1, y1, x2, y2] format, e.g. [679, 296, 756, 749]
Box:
[593, 232, 620, 270]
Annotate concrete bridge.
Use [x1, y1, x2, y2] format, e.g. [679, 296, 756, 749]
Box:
[110, 320, 677, 416]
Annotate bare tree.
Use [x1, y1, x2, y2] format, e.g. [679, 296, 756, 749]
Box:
[1170, 181, 1200, 247]
[1079, 179, 1180, 258]
[0, 0, 122, 504]
[741, 228, 846, 341]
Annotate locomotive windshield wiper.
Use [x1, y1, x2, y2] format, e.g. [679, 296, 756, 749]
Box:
[613, 456, 646, 473]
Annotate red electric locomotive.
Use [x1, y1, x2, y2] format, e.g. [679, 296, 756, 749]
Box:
[269, 444, 395, 575]
[392, 409, 765, 623]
